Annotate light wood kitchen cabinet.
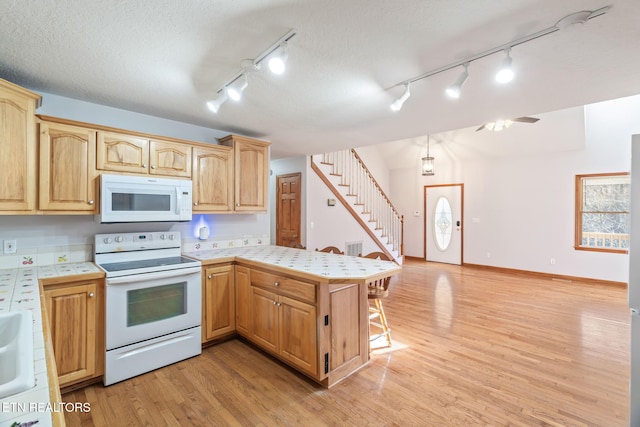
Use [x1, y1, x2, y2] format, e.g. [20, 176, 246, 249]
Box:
[39, 121, 98, 212]
[149, 139, 192, 177]
[202, 264, 235, 342]
[43, 279, 103, 388]
[235, 265, 251, 336]
[192, 145, 234, 212]
[97, 132, 192, 177]
[0, 78, 41, 213]
[249, 270, 318, 377]
[96, 131, 149, 174]
[219, 135, 270, 212]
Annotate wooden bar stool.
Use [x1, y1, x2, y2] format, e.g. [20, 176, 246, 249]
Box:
[362, 251, 393, 347]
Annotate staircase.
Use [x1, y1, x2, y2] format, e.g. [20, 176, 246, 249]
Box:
[311, 149, 403, 263]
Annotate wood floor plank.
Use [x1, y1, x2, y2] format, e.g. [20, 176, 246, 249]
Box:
[63, 260, 629, 426]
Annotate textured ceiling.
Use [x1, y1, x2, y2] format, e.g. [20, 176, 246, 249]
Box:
[0, 0, 638, 158]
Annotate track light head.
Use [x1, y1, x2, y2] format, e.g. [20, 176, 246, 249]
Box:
[495, 49, 514, 84]
[207, 92, 227, 113]
[268, 42, 288, 75]
[445, 64, 469, 99]
[226, 74, 248, 101]
[390, 84, 411, 112]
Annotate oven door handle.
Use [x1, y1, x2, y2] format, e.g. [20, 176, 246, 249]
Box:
[106, 266, 202, 285]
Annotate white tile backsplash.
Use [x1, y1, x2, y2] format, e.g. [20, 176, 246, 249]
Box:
[0, 244, 92, 269]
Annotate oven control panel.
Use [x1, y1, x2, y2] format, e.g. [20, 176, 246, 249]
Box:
[95, 231, 181, 254]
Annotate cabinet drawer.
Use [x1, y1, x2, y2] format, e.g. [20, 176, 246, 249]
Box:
[250, 270, 316, 304]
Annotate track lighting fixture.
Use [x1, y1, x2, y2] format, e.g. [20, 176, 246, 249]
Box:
[390, 84, 410, 111]
[268, 42, 288, 75]
[206, 29, 296, 113]
[445, 64, 469, 99]
[206, 92, 227, 113]
[387, 6, 609, 111]
[226, 74, 248, 101]
[495, 49, 514, 84]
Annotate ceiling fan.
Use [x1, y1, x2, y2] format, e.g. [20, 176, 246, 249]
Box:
[476, 116, 539, 132]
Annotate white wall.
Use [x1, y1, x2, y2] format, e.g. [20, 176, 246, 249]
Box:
[0, 91, 271, 253]
[353, 145, 391, 195]
[269, 156, 307, 245]
[306, 159, 381, 255]
[389, 95, 640, 283]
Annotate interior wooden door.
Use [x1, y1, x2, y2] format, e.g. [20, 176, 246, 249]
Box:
[276, 173, 302, 247]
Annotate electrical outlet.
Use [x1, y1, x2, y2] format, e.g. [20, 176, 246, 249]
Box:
[3, 239, 17, 254]
[550, 258, 556, 265]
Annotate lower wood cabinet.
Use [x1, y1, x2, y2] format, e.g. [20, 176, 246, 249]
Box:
[202, 264, 235, 342]
[235, 265, 251, 337]
[200, 261, 370, 387]
[250, 273, 318, 377]
[43, 279, 103, 388]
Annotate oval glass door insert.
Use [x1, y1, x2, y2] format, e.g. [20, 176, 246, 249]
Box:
[433, 196, 453, 251]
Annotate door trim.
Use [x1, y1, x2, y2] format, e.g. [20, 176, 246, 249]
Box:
[423, 183, 464, 263]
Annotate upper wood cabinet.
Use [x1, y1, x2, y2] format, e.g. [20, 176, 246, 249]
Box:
[39, 121, 98, 212]
[150, 139, 192, 177]
[0, 78, 41, 213]
[192, 145, 234, 212]
[97, 133, 192, 177]
[219, 135, 270, 212]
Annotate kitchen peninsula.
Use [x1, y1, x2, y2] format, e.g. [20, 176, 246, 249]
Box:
[185, 245, 401, 387]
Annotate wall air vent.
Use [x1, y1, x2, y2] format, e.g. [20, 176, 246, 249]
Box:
[345, 241, 363, 257]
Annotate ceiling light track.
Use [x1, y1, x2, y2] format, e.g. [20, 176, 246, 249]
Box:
[389, 6, 610, 110]
[207, 28, 297, 113]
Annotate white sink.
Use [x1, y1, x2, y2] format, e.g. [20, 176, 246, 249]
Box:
[0, 310, 35, 399]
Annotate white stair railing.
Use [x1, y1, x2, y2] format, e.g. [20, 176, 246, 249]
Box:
[315, 149, 403, 257]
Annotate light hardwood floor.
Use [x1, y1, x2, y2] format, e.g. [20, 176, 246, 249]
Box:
[64, 259, 630, 426]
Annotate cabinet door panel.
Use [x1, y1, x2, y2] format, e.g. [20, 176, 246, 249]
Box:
[203, 265, 235, 341]
[97, 132, 149, 173]
[251, 287, 279, 353]
[279, 295, 317, 376]
[150, 140, 192, 177]
[192, 146, 233, 212]
[235, 266, 251, 336]
[39, 123, 97, 211]
[45, 282, 97, 386]
[0, 81, 39, 212]
[235, 141, 267, 211]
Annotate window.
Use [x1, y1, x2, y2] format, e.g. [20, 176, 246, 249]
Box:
[575, 172, 630, 253]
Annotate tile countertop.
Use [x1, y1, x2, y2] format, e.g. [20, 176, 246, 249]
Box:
[0, 262, 102, 427]
[184, 245, 401, 281]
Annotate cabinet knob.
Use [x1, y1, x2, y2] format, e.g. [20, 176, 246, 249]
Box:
[88, 200, 94, 205]
[207, 275, 212, 279]
[274, 282, 279, 287]
[142, 163, 148, 168]
[277, 302, 282, 307]
[273, 301, 278, 305]
[88, 292, 95, 297]
[151, 165, 156, 169]
[193, 202, 198, 206]
[236, 203, 240, 207]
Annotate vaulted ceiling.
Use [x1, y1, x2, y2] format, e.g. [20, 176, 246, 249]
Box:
[1, 0, 638, 158]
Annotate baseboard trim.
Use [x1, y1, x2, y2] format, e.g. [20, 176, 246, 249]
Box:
[401, 257, 626, 287]
[462, 263, 627, 287]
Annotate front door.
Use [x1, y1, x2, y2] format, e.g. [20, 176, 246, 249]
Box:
[425, 184, 463, 264]
[276, 173, 302, 247]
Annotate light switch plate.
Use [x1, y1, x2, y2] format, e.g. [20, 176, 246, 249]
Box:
[3, 240, 17, 254]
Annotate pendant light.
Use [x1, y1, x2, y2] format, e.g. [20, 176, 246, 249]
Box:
[422, 135, 435, 176]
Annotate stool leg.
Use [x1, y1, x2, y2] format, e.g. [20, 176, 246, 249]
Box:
[374, 298, 392, 347]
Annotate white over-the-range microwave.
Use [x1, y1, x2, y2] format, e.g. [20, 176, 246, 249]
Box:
[99, 174, 192, 223]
